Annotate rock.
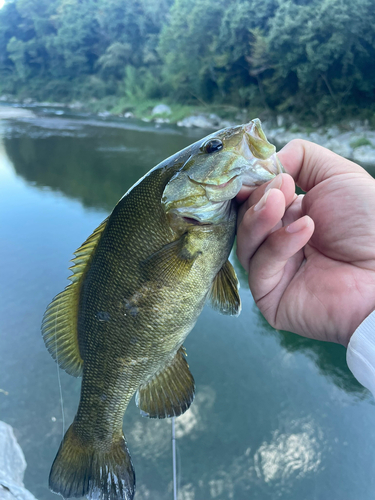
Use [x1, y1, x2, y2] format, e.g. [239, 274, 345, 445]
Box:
[38, 102, 66, 108]
[151, 104, 171, 116]
[22, 98, 34, 105]
[324, 138, 353, 158]
[326, 126, 341, 138]
[218, 119, 236, 128]
[276, 115, 284, 127]
[0, 421, 37, 500]
[68, 101, 83, 109]
[208, 113, 221, 126]
[352, 145, 375, 165]
[0, 107, 36, 119]
[0, 95, 9, 102]
[177, 115, 214, 129]
[124, 112, 134, 118]
[154, 117, 170, 124]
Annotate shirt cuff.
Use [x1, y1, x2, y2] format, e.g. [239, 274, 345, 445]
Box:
[347, 311, 375, 397]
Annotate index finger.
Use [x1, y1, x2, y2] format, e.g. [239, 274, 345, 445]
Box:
[278, 139, 371, 192]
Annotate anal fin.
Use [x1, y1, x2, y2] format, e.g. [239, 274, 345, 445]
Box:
[136, 346, 195, 418]
[209, 259, 241, 316]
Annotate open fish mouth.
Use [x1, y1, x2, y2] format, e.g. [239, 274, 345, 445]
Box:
[163, 119, 284, 224]
[188, 174, 239, 190]
[182, 216, 211, 226]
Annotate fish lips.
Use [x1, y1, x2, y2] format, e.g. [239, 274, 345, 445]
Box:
[189, 153, 284, 203]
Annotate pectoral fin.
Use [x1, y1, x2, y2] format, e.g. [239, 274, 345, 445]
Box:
[209, 259, 241, 316]
[136, 346, 195, 418]
[141, 233, 200, 283]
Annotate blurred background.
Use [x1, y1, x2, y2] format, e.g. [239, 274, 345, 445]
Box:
[1, 1, 375, 500]
[0, 0, 375, 124]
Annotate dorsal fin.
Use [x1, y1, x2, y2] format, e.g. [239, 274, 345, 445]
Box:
[41, 217, 109, 377]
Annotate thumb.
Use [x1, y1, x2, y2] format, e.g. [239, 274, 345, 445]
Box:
[277, 139, 371, 193]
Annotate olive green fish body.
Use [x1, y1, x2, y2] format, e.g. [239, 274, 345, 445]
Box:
[42, 119, 283, 500]
[75, 167, 237, 442]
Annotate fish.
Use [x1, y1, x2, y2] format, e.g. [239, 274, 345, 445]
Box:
[41, 118, 283, 500]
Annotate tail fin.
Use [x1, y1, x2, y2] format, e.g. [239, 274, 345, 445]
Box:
[49, 424, 135, 500]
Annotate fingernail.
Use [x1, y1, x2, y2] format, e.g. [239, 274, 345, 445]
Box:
[286, 216, 310, 234]
[254, 190, 270, 211]
[265, 175, 282, 193]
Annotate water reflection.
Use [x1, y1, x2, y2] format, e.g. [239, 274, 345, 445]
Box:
[3, 118, 197, 211]
[254, 420, 322, 484]
[4, 116, 368, 397]
[2, 117, 375, 500]
[232, 253, 367, 397]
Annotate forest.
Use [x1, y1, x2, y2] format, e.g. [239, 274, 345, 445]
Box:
[0, 0, 375, 122]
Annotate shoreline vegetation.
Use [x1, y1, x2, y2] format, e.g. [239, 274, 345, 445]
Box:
[1, 0, 375, 130]
[1, 98, 375, 167]
[1, 0, 375, 164]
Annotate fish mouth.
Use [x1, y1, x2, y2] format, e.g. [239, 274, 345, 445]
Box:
[188, 174, 239, 190]
[182, 216, 211, 226]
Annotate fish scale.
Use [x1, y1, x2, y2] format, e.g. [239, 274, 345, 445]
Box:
[42, 119, 283, 500]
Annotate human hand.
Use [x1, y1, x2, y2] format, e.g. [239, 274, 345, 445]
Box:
[236, 139, 375, 346]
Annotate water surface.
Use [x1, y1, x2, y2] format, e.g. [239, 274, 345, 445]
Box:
[1, 113, 374, 500]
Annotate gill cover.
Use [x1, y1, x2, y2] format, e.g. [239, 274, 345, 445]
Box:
[162, 119, 283, 224]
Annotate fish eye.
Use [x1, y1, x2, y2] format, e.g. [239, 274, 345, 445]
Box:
[203, 138, 224, 154]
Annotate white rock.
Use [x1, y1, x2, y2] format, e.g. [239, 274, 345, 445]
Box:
[154, 117, 170, 124]
[308, 132, 327, 146]
[326, 126, 341, 138]
[218, 119, 236, 128]
[124, 112, 134, 118]
[325, 139, 353, 158]
[352, 145, 375, 164]
[208, 113, 221, 125]
[69, 101, 83, 109]
[177, 115, 214, 129]
[151, 104, 171, 116]
[0, 421, 37, 500]
[0, 107, 36, 119]
[277, 115, 284, 127]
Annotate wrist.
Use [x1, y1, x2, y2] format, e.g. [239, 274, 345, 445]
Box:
[347, 311, 375, 397]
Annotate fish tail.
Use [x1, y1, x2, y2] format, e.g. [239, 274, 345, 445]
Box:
[49, 424, 135, 500]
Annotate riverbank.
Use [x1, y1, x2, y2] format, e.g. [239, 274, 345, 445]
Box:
[1, 98, 375, 166]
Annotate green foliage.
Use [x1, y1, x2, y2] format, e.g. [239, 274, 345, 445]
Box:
[350, 137, 372, 149]
[0, 0, 374, 121]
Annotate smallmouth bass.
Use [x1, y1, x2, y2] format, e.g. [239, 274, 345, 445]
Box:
[42, 119, 283, 500]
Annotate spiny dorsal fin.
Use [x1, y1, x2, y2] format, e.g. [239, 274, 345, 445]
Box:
[136, 346, 195, 418]
[41, 217, 108, 377]
[209, 259, 241, 316]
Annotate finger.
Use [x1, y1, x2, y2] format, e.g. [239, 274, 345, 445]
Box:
[248, 216, 314, 307]
[278, 139, 371, 192]
[282, 194, 304, 226]
[237, 173, 296, 226]
[237, 188, 286, 272]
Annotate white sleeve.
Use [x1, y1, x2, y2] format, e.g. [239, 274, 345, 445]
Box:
[347, 311, 375, 397]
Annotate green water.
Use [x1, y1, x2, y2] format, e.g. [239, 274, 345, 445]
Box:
[0, 112, 374, 500]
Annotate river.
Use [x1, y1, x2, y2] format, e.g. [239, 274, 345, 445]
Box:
[1, 109, 374, 500]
